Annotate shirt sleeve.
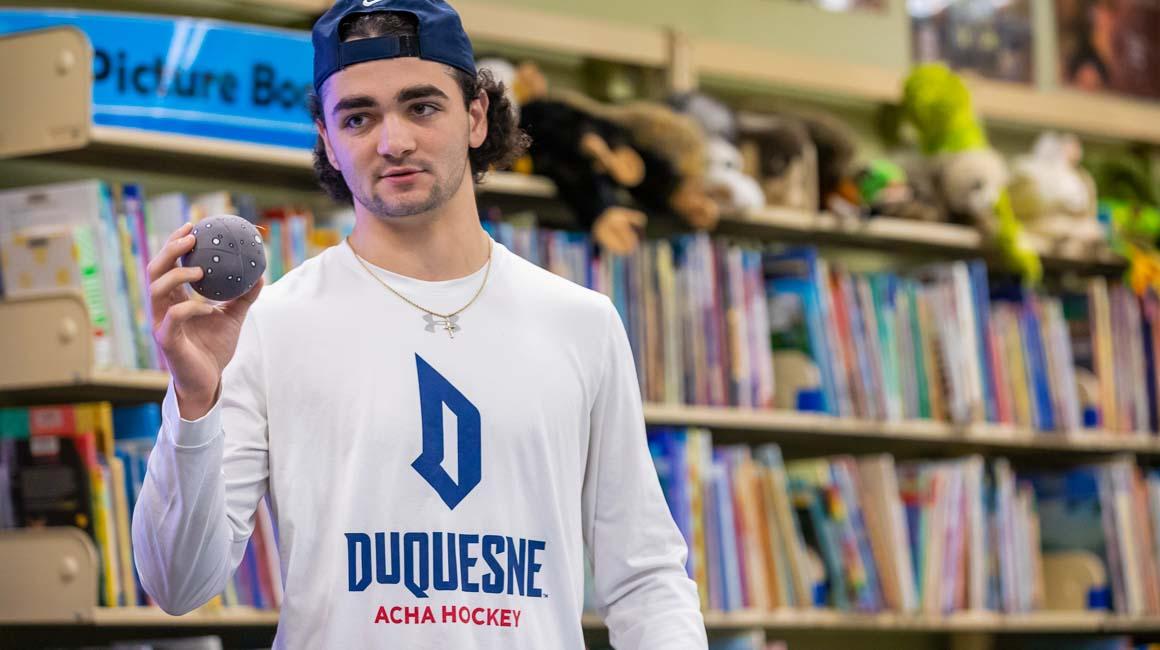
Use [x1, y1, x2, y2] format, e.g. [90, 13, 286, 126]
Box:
[582, 298, 708, 649]
[131, 307, 270, 615]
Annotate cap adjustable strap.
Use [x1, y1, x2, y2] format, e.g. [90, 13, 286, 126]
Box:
[337, 34, 420, 67]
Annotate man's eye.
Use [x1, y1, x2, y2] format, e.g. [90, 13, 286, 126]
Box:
[344, 114, 368, 129]
[412, 103, 440, 117]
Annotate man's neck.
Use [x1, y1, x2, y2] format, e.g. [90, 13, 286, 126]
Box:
[347, 172, 490, 282]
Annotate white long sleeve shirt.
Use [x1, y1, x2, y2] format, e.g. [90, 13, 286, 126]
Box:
[131, 234, 706, 649]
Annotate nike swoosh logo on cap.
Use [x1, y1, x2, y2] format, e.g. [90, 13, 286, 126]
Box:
[362, 0, 385, 5]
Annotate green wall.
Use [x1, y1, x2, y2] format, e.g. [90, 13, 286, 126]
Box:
[481, 0, 911, 72]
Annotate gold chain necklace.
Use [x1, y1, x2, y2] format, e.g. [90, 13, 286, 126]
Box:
[347, 236, 493, 339]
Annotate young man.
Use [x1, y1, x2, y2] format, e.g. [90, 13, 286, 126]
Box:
[133, 1, 707, 648]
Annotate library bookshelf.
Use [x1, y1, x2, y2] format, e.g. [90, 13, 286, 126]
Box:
[0, 9, 1155, 649]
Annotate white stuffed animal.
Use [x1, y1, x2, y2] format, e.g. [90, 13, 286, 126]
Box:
[670, 92, 765, 214]
[705, 136, 765, 214]
[1008, 132, 1102, 245]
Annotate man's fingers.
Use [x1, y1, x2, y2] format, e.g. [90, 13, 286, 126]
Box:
[151, 266, 204, 303]
[161, 222, 193, 248]
[147, 224, 196, 283]
[150, 266, 204, 324]
[154, 299, 216, 348]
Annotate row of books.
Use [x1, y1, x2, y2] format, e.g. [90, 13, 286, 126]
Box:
[647, 425, 1160, 617]
[765, 247, 1156, 434]
[487, 217, 1160, 436]
[483, 218, 776, 408]
[1034, 457, 1160, 618]
[0, 179, 352, 372]
[0, 401, 282, 611]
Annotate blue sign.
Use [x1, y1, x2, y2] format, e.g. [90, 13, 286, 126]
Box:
[0, 9, 316, 149]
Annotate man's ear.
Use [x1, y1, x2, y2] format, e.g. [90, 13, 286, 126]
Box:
[316, 120, 341, 170]
[468, 88, 489, 149]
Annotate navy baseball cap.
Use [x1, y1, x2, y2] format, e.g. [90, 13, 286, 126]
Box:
[312, 0, 477, 97]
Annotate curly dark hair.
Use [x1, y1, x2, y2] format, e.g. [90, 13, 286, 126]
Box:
[308, 11, 530, 203]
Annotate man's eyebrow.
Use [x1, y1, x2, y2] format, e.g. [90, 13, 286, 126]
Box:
[396, 84, 450, 104]
[331, 95, 378, 118]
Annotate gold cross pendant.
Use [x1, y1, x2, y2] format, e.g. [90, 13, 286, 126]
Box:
[423, 314, 461, 338]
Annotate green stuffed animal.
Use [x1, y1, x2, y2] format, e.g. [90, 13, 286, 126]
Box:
[902, 64, 988, 156]
[901, 63, 1042, 284]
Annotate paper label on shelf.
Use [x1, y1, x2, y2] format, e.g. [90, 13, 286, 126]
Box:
[0, 9, 315, 149]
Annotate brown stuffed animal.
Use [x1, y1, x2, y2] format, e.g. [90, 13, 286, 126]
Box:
[509, 59, 718, 252]
[737, 112, 819, 212]
[553, 89, 720, 232]
[514, 63, 651, 254]
[614, 101, 720, 231]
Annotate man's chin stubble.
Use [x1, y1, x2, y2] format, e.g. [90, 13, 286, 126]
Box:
[361, 181, 444, 220]
[357, 158, 468, 220]
[368, 196, 441, 219]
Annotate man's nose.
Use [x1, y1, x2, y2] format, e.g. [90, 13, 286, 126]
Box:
[377, 113, 417, 159]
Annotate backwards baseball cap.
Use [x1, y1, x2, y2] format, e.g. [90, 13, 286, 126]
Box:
[312, 0, 477, 97]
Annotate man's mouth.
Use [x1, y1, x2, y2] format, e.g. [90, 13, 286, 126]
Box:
[382, 168, 424, 179]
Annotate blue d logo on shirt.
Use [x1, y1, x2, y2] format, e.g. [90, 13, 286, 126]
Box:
[412, 354, 481, 509]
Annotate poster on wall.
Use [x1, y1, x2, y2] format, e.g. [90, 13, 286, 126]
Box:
[791, 0, 886, 13]
[909, 0, 1034, 83]
[1056, 0, 1160, 101]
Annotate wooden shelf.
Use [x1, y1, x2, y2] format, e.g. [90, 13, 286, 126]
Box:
[32, 125, 557, 196]
[12, 607, 1160, 635]
[691, 36, 1160, 146]
[0, 369, 172, 408]
[679, 610, 1160, 634]
[89, 606, 279, 627]
[967, 79, 1160, 147]
[643, 403, 1156, 457]
[475, 168, 557, 199]
[89, 126, 311, 170]
[716, 206, 1126, 274]
[592, 610, 1160, 634]
[42, 603, 1160, 636]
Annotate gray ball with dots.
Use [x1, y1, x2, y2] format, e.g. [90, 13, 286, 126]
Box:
[181, 214, 266, 302]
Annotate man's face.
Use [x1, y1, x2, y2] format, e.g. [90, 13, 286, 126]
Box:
[317, 57, 488, 219]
